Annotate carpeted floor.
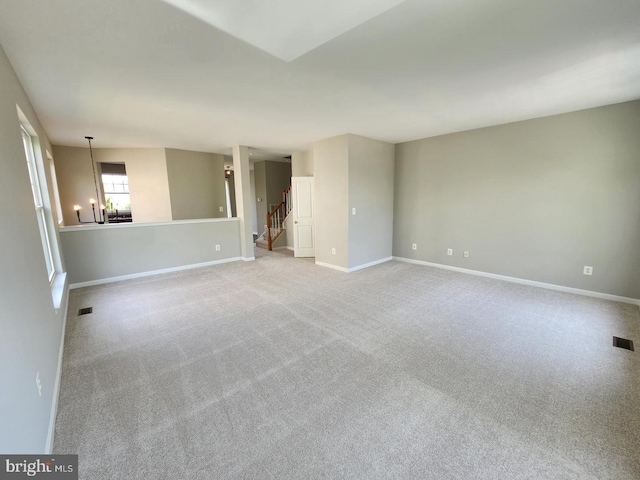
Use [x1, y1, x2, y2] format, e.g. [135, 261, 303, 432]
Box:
[54, 249, 640, 479]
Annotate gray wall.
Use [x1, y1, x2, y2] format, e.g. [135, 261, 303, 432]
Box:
[253, 160, 292, 234]
[394, 101, 640, 299]
[348, 135, 394, 268]
[314, 134, 394, 270]
[60, 219, 241, 284]
[120, 148, 172, 222]
[52, 145, 106, 226]
[250, 170, 258, 233]
[314, 135, 350, 268]
[265, 161, 292, 209]
[0, 44, 68, 452]
[292, 149, 314, 176]
[53, 146, 172, 224]
[254, 161, 267, 233]
[54, 146, 230, 224]
[165, 148, 226, 220]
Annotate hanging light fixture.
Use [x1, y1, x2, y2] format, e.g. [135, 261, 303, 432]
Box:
[73, 136, 105, 224]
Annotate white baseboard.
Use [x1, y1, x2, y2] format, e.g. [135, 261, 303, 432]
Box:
[315, 257, 393, 273]
[69, 257, 243, 288]
[393, 256, 640, 306]
[242, 256, 255, 262]
[272, 246, 294, 251]
[46, 273, 70, 453]
[315, 261, 349, 273]
[348, 257, 393, 272]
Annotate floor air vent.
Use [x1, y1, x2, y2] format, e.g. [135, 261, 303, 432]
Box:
[613, 337, 634, 351]
[78, 307, 93, 316]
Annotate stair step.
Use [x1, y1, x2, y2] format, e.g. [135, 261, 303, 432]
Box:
[255, 239, 269, 249]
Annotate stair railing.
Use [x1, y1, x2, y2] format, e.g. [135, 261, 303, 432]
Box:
[266, 184, 292, 250]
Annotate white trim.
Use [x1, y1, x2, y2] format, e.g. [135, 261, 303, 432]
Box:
[242, 256, 256, 262]
[348, 256, 393, 272]
[59, 217, 239, 232]
[393, 257, 640, 306]
[51, 272, 67, 311]
[45, 281, 69, 453]
[315, 257, 392, 273]
[272, 246, 293, 251]
[69, 257, 242, 288]
[315, 261, 349, 272]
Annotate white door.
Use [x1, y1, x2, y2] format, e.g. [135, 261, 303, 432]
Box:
[292, 177, 315, 258]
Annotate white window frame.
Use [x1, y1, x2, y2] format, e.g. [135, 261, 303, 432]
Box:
[225, 178, 232, 218]
[47, 150, 64, 225]
[101, 172, 131, 210]
[21, 125, 55, 282]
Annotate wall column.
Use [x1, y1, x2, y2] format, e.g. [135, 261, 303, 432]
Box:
[232, 145, 255, 260]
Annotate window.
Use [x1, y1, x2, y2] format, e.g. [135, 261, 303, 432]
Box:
[225, 179, 232, 218]
[47, 151, 63, 225]
[21, 126, 55, 282]
[101, 163, 133, 223]
[102, 173, 131, 211]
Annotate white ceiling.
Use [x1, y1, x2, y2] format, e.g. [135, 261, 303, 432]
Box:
[0, 0, 639, 156]
[159, 0, 408, 62]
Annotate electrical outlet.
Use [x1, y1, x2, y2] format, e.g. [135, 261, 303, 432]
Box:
[36, 372, 42, 397]
[463, 251, 469, 258]
[447, 248, 453, 256]
[331, 248, 336, 255]
[583, 266, 593, 275]
[352, 207, 357, 215]
[219, 206, 223, 212]
[215, 245, 220, 251]
[412, 243, 417, 250]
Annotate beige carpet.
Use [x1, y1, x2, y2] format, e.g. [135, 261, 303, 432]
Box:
[54, 249, 640, 479]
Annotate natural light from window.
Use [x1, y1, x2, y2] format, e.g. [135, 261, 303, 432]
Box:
[102, 173, 131, 211]
[21, 126, 55, 282]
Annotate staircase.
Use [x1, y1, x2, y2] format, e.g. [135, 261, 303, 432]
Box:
[256, 183, 292, 250]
